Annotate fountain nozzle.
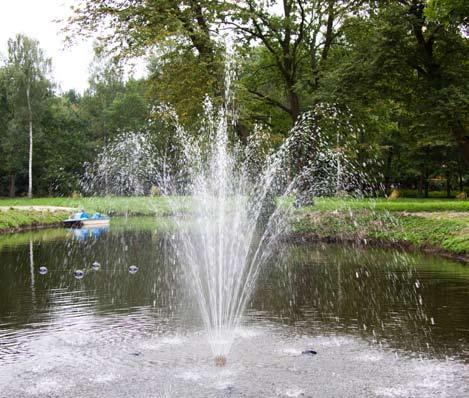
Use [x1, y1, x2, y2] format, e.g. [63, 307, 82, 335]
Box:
[214, 355, 227, 367]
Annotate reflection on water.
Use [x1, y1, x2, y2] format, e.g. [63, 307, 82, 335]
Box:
[71, 226, 110, 241]
[0, 218, 468, 397]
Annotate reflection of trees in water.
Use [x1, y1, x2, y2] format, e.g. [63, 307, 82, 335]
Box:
[251, 244, 453, 358]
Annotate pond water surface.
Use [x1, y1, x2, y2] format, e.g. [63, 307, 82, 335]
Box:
[0, 218, 468, 397]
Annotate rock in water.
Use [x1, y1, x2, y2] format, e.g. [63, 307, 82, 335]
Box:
[215, 355, 227, 367]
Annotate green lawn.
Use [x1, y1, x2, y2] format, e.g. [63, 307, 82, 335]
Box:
[309, 197, 469, 212]
[0, 196, 175, 216]
[1, 196, 468, 215]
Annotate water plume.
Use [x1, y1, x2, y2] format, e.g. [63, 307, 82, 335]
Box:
[157, 69, 370, 363]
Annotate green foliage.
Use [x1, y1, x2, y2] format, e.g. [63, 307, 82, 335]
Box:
[426, 0, 469, 27]
[0, 1, 468, 199]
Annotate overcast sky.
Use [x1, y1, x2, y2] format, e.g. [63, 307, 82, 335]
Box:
[0, 0, 145, 93]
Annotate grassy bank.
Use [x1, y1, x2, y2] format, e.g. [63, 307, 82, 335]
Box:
[0, 197, 467, 261]
[0, 208, 70, 232]
[294, 209, 469, 261]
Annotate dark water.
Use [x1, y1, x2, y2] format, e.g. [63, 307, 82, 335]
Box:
[0, 218, 468, 397]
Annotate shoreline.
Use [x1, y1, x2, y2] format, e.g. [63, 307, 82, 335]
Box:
[286, 232, 469, 264]
[0, 222, 64, 235]
[3, 221, 467, 264]
[0, 201, 467, 264]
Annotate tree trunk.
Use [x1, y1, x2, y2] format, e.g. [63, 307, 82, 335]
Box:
[446, 171, 451, 198]
[424, 171, 429, 198]
[384, 148, 393, 193]
[8, 173, 16, 197]
[418, 175, 424, 198]
[26, 84, 33, 198]
[286, 83, 300, 122]
[452, 120, 469, 167]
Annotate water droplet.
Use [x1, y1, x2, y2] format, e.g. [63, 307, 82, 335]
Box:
[128, 265, 139, 274]
[38, 266, 48, 275]
[92, 261, 101, 270]
[74, 269, 85, 279]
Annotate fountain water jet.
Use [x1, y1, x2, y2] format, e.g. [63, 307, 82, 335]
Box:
[81, 55, 374, 365]
[156, 62, 371, 365]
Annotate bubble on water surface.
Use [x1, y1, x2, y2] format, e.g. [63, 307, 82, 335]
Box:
[128, 265, 139, 274]
[74, 270, 85, 279]
[38, 266, 48, 275]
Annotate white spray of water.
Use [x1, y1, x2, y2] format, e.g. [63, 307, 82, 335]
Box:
[156, 58, 371, 361]
[82, 53, 373, 362]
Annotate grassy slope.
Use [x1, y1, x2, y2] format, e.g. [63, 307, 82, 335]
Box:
[0, 209, 69, 230]
[294, 208, 469, 259]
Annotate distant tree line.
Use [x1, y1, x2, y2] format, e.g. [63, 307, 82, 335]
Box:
[0, 0, 467, 197]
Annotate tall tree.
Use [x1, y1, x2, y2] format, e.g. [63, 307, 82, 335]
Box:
[226, 1, 366, 123]
[4, 35, 51, 197]
[321, 0, 469, 171]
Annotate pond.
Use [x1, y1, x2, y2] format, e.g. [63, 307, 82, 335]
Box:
[0, 218, 468, 397]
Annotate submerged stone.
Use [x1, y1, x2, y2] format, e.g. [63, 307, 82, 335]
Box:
[74, 269, 85, 279]
[38, 266, 48, 275]
[214, 355, 227, 367]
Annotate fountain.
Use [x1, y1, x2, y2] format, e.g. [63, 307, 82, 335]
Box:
[155, 61, 370, 366]
[79, 53, 373, 366]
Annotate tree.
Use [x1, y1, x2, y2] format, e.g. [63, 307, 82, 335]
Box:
[80, 57, 150, 146]
[226, 1, 368, 124]
[4, 34, 51, 197]
[320, 0, 469, 190]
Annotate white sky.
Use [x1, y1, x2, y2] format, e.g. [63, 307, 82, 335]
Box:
[0, 0, 146, 93]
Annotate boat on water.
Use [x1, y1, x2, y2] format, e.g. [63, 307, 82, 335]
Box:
[63, 211, 110, 228]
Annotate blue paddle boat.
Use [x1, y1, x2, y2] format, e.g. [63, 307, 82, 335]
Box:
[63, 210, 110, 228]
